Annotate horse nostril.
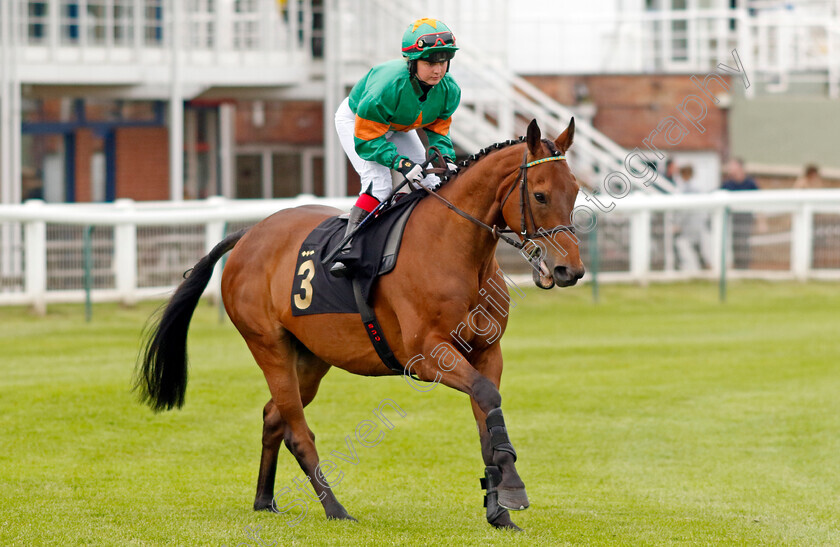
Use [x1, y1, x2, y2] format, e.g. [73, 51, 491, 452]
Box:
[554, 265, 584, 286]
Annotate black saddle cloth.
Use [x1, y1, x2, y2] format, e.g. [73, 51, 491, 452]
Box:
[290, 190, 424, 316]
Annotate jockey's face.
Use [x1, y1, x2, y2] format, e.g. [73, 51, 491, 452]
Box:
[416, 59, 447, 86]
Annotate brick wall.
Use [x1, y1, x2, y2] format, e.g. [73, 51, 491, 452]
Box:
[74, 128, 94, 202]
[524, 74, 732, 157]
[115, 127, 169, 201]
[236, 101, 324, 144]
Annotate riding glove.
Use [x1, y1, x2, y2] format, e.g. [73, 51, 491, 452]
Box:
[444, 156, 459, 176]
[395, 157, 425, 183]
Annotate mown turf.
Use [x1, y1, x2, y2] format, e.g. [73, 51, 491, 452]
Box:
[1, 281, 839, 546]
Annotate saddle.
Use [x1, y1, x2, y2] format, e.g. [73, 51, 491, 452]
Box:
[290, 190, 424, 317]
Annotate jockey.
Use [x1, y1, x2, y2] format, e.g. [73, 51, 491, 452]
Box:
[331, 18, 461, 277]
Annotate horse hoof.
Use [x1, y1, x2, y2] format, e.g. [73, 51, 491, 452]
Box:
[492, 521, 523, 532]
[497, 487, 530, 511]
[489, 514, 523, 531]
[254, 501, 279, 513]
[327, 513, 357, 522]
[326, 505, 357, 522]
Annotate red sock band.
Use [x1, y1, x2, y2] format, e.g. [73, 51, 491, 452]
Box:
[355, 193, 380, 213]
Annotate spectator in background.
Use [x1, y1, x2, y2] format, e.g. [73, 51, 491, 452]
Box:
[720, 158, 759, 269]
[674, 164, 712, 271]
[721, 158, 759, 192]
[793, 164, 824, 189]
[664, 158, 677, 185]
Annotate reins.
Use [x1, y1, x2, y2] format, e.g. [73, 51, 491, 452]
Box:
[415, 147, 575, 251]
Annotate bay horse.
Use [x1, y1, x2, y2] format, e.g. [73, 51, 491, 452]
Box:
[136, 119, 584, 530]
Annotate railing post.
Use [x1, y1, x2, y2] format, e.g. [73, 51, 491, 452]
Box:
[719, 206, 729, 303]
[791, 203, 813, 280]
[83, 225, 93, 321]
[630, 209, 651, 284]
[588, 221, 599, 304]
[114, 199, 138, 305]
[709, 204, 725, 276]
[663, 211, 676, 272]
[24, 200, 47, 315]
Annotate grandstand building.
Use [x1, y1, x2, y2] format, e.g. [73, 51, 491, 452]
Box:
[1, 0, 839, 207]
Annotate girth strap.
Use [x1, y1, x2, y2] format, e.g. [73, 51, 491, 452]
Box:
[352, 278, 419, 379]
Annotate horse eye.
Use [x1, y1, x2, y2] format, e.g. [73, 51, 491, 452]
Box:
[534, 192, 547, 204]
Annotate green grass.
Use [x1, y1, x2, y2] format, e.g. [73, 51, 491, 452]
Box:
[1, 281, 839, 546]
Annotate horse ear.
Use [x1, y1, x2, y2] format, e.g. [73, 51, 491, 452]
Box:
[526, 119, 541, 155]
[554, 117, 575, 152]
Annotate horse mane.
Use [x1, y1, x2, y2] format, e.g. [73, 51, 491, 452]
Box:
[453, 136, 560, 175]
[455, 136, 525, 172]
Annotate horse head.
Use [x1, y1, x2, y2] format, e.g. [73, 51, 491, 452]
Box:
[499, 119, 585, 289]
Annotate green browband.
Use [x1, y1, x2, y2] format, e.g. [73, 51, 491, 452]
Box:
[525, 155, 566, 168]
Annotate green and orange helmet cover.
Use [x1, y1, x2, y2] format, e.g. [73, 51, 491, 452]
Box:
[401, 18, 458, 62]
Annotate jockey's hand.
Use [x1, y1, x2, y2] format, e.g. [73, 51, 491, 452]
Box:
[396, 157, 425, 184]
[444, 156, 459, 176]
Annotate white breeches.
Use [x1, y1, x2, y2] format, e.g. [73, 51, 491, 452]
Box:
[335, 97, 440, 201]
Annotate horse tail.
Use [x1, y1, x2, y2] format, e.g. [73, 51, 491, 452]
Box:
[134, 228, 248, 412]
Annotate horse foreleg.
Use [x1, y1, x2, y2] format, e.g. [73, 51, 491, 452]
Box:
[468, 344, 527, 529]
[410, 339, 529, 519]
[470, 398, 522, 530]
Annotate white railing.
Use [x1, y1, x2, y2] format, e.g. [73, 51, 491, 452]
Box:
[1, 190, 839, 313]
[581, 189, 840, 284]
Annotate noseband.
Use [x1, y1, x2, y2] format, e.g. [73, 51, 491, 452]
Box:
[416, 148, 576, 252]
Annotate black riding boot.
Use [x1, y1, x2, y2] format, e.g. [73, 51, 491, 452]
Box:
[329, 205, 368, 278]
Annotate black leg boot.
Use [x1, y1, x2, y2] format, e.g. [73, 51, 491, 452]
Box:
[481, 466, 522, 531]
[329, 205, 368, 278]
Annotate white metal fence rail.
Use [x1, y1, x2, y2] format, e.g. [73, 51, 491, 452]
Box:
[1, 191, 839, 313]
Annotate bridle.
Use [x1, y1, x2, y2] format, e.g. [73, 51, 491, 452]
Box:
[417, 147, 576, 252]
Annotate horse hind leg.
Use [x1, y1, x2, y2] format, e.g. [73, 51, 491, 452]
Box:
[253, 344, 331, 511]
[253, 400, 326, 512]
[254, 400, 285, 511]
[247, 331, 353, 521]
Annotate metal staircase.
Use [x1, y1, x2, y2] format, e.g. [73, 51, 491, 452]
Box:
[451, 47, 675, 194]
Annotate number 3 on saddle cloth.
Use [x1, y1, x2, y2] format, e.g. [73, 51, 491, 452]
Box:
[290, 190, 425, 317]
